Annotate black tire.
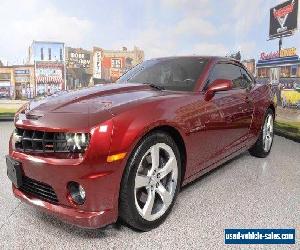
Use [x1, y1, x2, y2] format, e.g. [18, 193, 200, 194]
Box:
[249, 108, 274, 158]
[119, 131, 181, 231]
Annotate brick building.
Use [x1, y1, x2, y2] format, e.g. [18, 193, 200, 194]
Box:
[93, 46, 144, 83]
[242, 59, 256, 76]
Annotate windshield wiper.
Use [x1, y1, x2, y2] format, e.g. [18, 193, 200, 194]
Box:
[143, 82, 165, 91]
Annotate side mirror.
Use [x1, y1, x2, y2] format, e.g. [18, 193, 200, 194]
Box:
[204, 79, 233, 101]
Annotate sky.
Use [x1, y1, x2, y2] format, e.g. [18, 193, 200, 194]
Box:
[0, 0, 299, 65]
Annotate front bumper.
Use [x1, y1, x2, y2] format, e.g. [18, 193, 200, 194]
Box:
[8, 119, 127, 229]
[9, 150, 125, 229]
[13, 185, 114, 228]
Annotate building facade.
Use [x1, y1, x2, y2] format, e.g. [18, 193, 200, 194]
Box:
[65, 47, 93, 89]
[0, 65, 35, 99]
[66, 46, 144, 86]
[242, 59, 256, 76]
[14, 65, 35, 99]
[1, 43, 144, 99]
[0, 67, 14, 99]
[93, 46, 144, 83]
[256, 47, 300, 86]
[256, 47, 300, 107]
[29, 41, 66, 96]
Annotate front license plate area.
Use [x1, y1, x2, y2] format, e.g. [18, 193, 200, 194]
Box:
[6, 156, 23, 188]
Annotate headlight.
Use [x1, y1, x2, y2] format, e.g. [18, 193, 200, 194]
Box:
[14, 102, 30, 122]
[66, 133, 90, 153]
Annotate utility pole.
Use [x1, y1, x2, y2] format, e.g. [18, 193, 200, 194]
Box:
[279, 36, 283, 53]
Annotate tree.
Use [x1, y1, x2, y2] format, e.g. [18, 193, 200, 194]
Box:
[227, 51, 241, 61]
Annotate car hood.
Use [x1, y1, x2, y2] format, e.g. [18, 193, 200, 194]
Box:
[28, 83, 163, 113]
[16, 83, 164, 130]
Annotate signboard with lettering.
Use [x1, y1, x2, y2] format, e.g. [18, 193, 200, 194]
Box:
[260, 47, 297, 60]
[93, 50, 102, 79]
[15, 69, 30, 75]
[269, 0, 298, 38]
[66, 48, 91, 68]
[111, 58, 122, 68]
[280, 47, 297, 57]
[15, 76, 30, 83]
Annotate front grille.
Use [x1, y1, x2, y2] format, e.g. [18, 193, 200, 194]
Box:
[20, 176, 58, 203]
[14, 128, 68, 153]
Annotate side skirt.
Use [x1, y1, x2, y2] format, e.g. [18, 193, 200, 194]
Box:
[182, 143, 251, 187]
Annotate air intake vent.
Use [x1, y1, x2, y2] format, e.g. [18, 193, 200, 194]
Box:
[20, 176, 58, 203]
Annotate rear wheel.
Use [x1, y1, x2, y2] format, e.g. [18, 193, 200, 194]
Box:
[249, 108, 274, 158]
[119, 132, 181, 231]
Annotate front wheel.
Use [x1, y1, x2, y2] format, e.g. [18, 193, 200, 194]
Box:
[249, 108, 274, 158]
[119, 132, 181, 231]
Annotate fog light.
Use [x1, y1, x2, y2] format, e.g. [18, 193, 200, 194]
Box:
[68, 182, 86, 205]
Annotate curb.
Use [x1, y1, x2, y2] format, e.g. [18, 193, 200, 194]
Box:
[274, 129, 300, 143]
[0, 117, 14, 121]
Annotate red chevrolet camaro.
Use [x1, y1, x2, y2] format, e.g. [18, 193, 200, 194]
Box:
[7, 56, 275, 231]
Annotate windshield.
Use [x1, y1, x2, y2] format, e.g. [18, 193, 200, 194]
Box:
[117, 57, 208, 91]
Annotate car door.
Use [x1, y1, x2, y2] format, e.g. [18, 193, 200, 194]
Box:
[203, 62, 254, 158]
[184, 62, 255, 176]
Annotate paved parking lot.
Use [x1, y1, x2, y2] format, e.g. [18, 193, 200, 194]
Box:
[0, 121, 299, 249]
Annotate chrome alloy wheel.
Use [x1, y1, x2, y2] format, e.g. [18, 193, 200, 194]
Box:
[134, 143, 178, 221]
[263, 113, 274, 152]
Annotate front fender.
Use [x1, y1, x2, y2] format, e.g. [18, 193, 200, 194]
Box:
[109, 111, 186, 161]
[106, 107, 187, 217]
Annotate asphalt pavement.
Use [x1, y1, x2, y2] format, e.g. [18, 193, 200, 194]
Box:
[0, 121, 299, 249]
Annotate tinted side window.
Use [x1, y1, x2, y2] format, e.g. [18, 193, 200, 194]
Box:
[209, 63, 243, 89]
[240, 68, 253, 89]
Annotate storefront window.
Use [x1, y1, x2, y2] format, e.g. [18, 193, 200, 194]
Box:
[291, 66, 297, 77]
[111, 58, 121, 68]
[0, 82, 11, 99]
[258, 68, 269, 78]
[280, 66, 291, 77]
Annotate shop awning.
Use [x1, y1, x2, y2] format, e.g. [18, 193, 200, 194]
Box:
[36, 76, 63, 84]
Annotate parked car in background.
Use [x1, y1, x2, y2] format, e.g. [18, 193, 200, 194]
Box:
[294, 82, 300, 91]
[6, 56, 275, 231]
